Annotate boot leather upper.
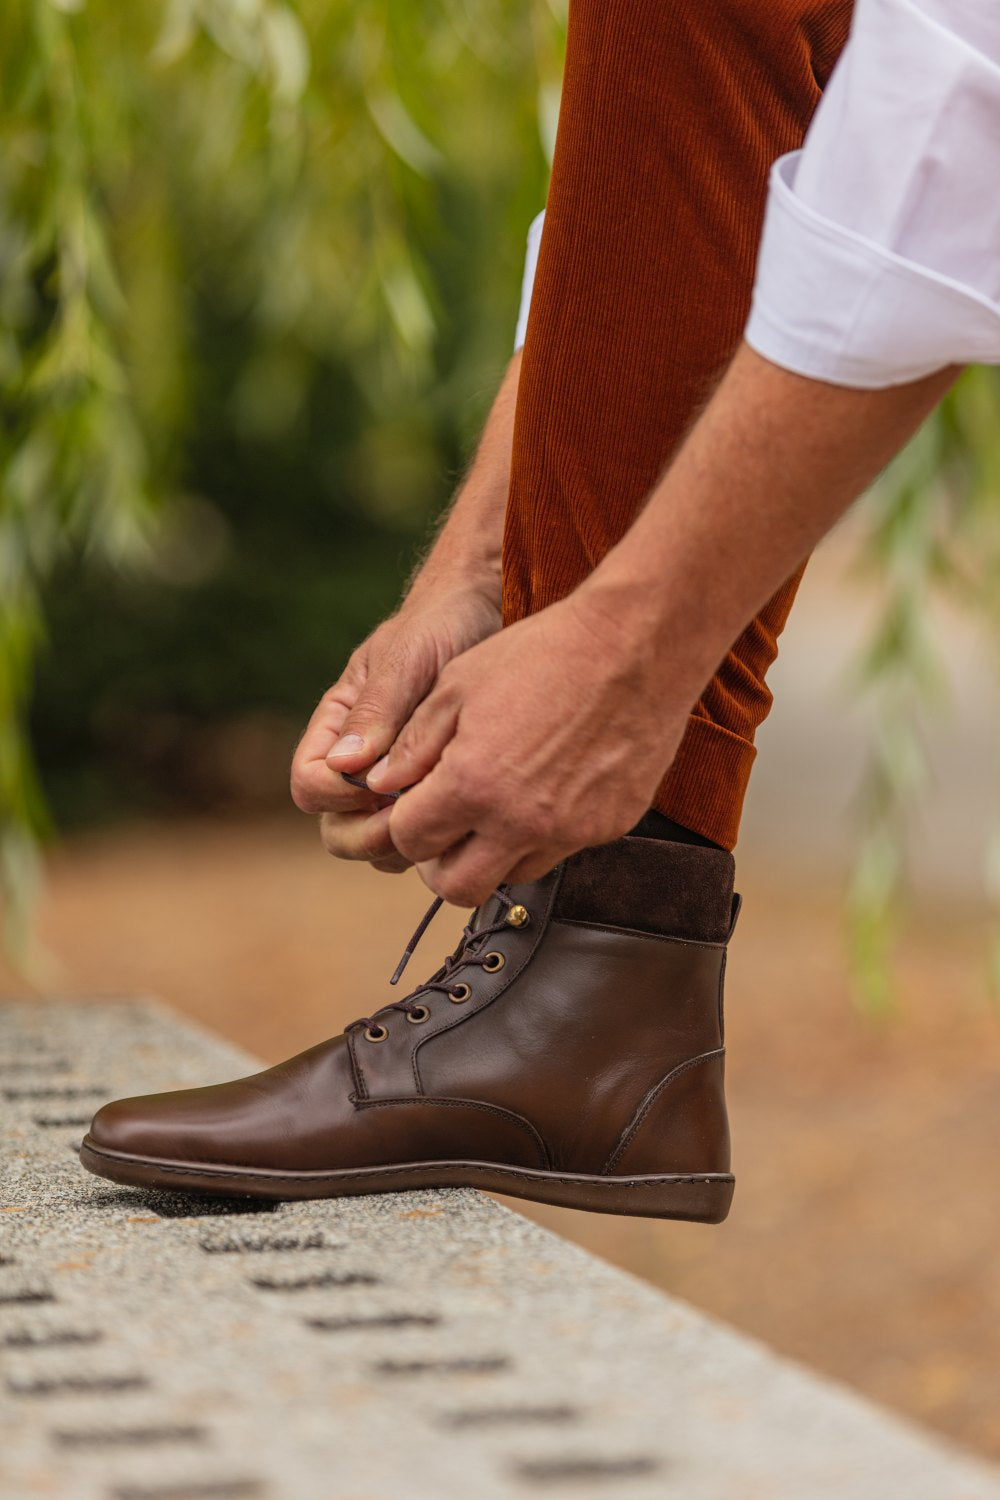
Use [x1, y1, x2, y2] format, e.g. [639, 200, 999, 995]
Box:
[89, 836, 736, 1180]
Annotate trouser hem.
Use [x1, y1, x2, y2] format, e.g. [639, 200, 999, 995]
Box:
[653, 715, 756, 852]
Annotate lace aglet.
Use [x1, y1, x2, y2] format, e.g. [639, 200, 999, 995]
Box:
[389, 895, 444, 985]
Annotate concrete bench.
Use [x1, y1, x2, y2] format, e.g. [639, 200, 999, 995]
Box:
[2, 997, 998, 1500]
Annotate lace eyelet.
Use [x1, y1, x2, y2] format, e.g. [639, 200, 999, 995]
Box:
[449, 982, 471, 1004]
[482, 951, 505, 972]
[406, 1004, 430, 1025]
[506, 904, 530, 928]
[364, 1023, 389, 1043]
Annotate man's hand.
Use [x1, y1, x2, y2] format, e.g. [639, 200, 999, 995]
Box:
[358, 346, 958, 902]
[291, 351, 521, 872]
[290, 586, 501, 872]
[364, 593, 687, 904]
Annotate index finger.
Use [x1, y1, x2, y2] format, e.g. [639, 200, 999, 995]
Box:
[387, 758, 483, 866]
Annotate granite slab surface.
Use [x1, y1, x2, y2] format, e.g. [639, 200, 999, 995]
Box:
[2, 997, 998, 1500]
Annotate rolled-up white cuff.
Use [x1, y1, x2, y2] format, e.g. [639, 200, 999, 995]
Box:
[514, 210, 546, 352]
[746, 152, 1000, 388]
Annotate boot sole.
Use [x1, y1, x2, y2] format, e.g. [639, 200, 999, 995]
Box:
[79, 1138, 734, 1223]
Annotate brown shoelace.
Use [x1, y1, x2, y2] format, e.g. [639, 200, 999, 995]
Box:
[340, 770, 520, 1039]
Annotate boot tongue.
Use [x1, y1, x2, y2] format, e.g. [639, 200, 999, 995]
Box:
[469, 893, 503, 934]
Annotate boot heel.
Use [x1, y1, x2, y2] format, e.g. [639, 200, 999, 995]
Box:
[463, 1164, 736, 1222]
[604, 1171, 735, 1223]
[505, 1169, 736, 1223]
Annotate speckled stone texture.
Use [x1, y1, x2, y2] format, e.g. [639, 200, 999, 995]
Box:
[1, 998, 998, 1500]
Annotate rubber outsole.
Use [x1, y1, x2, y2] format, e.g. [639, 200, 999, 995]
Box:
[79, 1137, 734, 1222]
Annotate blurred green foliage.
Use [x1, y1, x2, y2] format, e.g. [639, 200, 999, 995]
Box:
[1, 0, 564, 943]
[4, 1, 1000, 1008]
[848, 364, 1000, 1011]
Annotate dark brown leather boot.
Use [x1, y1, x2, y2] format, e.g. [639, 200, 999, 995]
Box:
[80, 836, 740, 1221]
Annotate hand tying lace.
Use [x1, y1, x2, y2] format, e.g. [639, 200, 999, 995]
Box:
[340, 772, 526, 1039]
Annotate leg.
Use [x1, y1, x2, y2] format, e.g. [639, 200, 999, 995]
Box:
[502, 0, 853, 849]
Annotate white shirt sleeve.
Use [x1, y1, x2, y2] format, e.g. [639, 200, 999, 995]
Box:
[745, 0, 1000, 388]
[514, 210, 546, 352]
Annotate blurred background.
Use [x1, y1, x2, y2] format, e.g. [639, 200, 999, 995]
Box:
[2, 0, 998, 1467]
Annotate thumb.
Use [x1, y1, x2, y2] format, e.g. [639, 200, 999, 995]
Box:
[324, 679, 420, 771]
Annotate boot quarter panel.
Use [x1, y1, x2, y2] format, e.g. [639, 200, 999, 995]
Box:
[417, 921, 726, 1174]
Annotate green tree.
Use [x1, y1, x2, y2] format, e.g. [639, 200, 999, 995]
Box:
[1, 0, 563, 947]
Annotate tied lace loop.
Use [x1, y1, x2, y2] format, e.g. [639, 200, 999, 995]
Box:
[339, 769, 518, 1035]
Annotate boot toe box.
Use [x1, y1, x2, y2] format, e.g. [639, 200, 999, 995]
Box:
[88, 1085, 229, 1163]
[85, 1039, 354, 1171]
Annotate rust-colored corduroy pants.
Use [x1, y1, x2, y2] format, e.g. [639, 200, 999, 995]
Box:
[502, 0, 853, 849]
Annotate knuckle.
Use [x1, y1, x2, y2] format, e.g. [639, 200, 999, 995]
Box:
[392, 717, 424, 765]
[510, 805, 550, 844]
[530, 794, 564, 842]
[432, 861, 492, 908]
[346, 683, 392, 728]
[335, 708, 367, 738]
[391, 718, 415, 757]
[502, 803, 533, 837]
[389, 822, 419, 864]
[293, 766, 364, 817]
[319, 812, 368, 862]
[357, 823, 393, 863]
[432, 871, 469, 906]
[442, 756, 480, 812]
[324, 664, 360, 704]
[318, 814, 344, 857]
[435, 662, 462, 701]
[291, 769, 320, 814]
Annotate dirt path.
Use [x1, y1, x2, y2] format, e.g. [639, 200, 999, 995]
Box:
[3, 812, 998, 1459]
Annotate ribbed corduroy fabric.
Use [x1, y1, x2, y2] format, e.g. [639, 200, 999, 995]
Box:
[502, 0, 853, 849]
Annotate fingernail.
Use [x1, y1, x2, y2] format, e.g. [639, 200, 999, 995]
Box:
[327, 733, 366, 760]
[366, 754, 391, 785]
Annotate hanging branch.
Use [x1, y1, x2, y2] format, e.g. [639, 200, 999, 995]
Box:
[847, 366, 1000, 1012]
[0, 0, 561, 959]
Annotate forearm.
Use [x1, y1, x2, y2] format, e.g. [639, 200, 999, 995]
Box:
[581, 343, 959, 704]
[405, 350, 521, 608]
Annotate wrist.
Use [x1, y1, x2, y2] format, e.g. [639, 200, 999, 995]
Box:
[572, 556, 722, 712]
[400, 528, 503, 637]
[404, 487, 503, 613]
[404, 550, 501, 615]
